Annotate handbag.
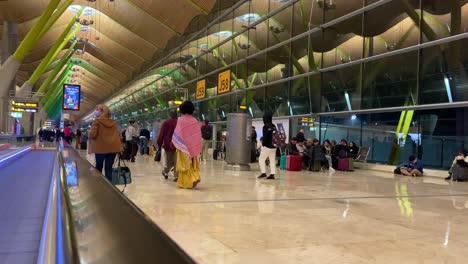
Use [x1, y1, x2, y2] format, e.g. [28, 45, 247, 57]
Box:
[112, 158, 132, 192]
[154, 146, 162, 161]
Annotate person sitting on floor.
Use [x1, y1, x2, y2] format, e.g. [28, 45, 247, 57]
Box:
[400, 155, 424, 177]
[445, 148, 468, 181]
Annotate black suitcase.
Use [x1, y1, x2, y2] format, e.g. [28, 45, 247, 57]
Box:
[213, 149, 219, 160]
[80, 142, 87, 150]
[121, 142, 132, 160]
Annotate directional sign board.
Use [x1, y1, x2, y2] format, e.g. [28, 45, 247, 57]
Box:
[10, 100, 39, 113]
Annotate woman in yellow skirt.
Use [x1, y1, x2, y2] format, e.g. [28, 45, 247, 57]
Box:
[172, 101, 202, 189]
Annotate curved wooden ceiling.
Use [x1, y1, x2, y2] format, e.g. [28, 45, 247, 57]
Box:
[0, 0, 221, 114]
[1, 0, 465, 117]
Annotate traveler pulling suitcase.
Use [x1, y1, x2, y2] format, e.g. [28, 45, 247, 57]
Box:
[287, 155, 302, 171]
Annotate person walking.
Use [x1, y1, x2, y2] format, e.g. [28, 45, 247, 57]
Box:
[125, 120, 139, 162]
[88, 104, 122, 181]
[201, 120, 213, 161]
[157, 111, 178, 181]
[172, 101, 202, 189]
[139, 127, 151, 155]
[75, 128, 82, 149]
[63, 124, 71, 144]
[258, 114, 277, 180]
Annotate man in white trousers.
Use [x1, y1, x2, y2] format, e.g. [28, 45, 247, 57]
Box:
[258, 114, 277, 180]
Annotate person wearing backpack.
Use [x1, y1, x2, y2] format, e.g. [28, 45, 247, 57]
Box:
[258, 114, 277, 180]
[201, 120, 213, 161]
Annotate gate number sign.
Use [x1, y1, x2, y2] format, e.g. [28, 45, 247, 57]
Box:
[217, 69, 231, 94]
[196, 79, 206, 99]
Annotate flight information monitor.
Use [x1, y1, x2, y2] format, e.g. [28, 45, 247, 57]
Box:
[63, 84, 81, 111]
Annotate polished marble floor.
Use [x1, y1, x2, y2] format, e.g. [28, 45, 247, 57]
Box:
[88, 153, 468, 263]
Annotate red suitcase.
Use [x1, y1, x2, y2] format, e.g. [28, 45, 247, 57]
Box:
[338, 158, 350, 171]
[287, 155, 302, 171]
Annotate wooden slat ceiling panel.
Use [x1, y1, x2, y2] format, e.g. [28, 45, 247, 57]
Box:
[192, 0, 217, 13]
[76, 53, 128, 82]
[132, 0, 200, 33]
[20, 50, 68, 72]
[0, 0, 233, 115]
[72, 0, 174, 48]
[80, 52, 132, 78]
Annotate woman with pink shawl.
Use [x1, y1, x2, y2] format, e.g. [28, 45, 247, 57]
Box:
[172, 101, 202, 189]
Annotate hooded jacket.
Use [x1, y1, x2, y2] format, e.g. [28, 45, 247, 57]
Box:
[262, 115, 276, 149]
[88, 117, 123, 154]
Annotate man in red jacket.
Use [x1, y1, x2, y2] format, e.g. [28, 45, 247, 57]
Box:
[157, 111, 178, 181]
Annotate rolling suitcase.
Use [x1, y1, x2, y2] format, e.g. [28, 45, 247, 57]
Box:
[280, 155, 287, 170]
[287, 155, 302, 171]
[80, 141, 87, 150]
[213, 148, 219, 160]
[338, 158, 350, 171]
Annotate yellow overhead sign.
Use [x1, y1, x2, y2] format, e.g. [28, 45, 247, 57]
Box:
[12, 101, 38, 108]
[196, 79, 206, 99]
[217, 69, 231, 94]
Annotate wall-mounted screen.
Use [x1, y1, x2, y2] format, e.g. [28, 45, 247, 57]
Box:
[63, 84, 81, 111]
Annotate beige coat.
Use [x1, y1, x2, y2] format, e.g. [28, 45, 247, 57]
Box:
[88, 117, 123, 154]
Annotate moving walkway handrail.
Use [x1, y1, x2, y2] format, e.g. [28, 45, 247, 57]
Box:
[53, 143, 195, 263]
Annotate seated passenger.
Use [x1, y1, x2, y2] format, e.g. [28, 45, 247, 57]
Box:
[445, 149, 468, 181]
[296, 141, 309, 167]
[336, 139, 349, 159]
[287, 137, 299, 156]
[347, 141, 359, 159]
[305, 138, 313, 151]
[309, 139, 326, 171]
[400, 155, 424, 177]
[323, 140, 335, 172]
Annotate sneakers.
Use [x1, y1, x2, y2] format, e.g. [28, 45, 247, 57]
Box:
[266, 174, 275, 180]
[329, 167, 335, 172]
[162, 171, 168, 180]
[257, 173, 267, 179]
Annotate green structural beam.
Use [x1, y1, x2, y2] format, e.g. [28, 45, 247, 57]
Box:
[12, 0, 61, 62]
[43, 74, 70, 109]
[41, 65, 72, 105]
[44, 76, 70, 113]
[36, 42, 77, 96]
[27, 11, 83, 86]
[36, 0, 75, 42]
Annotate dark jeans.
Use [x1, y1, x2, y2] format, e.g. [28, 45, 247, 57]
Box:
[95, 153, 117, 181]
[139, 137, 149, 155]
[127, 140, 138, 161]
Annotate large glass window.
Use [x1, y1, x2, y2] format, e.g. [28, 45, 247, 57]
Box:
[362, 50, 419, 109]
[363, 0, 420, 57]
[420, 38, 468, 104]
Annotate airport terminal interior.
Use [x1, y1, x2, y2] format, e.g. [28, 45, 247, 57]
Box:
[1, 0, 468, 263]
